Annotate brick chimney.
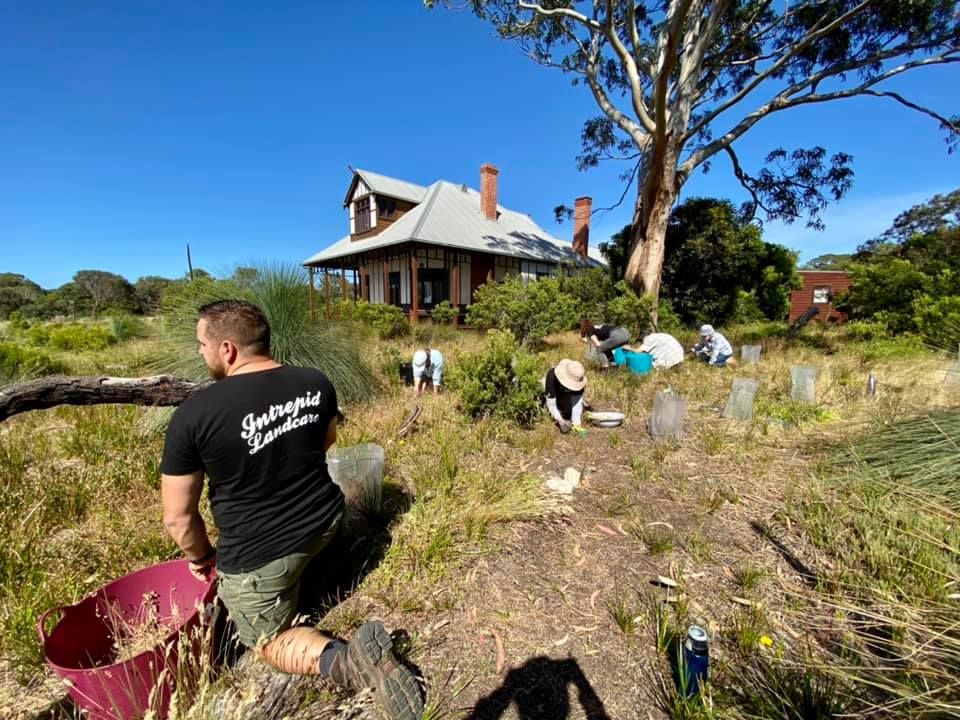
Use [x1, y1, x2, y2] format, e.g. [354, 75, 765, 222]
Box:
[480, 163, 499, 220]
[573, 196, 592, 257]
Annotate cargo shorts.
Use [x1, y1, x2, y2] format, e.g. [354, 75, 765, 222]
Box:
[217, 514, 342, 649]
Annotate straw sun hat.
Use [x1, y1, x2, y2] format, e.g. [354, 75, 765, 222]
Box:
[555, 359, 587, 392]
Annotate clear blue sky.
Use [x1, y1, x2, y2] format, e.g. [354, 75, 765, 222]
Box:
[2, 1, 957, 289]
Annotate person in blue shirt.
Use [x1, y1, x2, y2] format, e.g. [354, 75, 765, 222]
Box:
[692, 324, 733, 366]
[412, 348, 444, 397]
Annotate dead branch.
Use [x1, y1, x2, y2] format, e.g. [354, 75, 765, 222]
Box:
[0, 375, 210, 422]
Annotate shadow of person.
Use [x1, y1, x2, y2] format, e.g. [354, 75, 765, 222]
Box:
[467, 656, 612, 720]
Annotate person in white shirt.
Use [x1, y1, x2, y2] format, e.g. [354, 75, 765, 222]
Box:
[692, 324, 733, 366]
[412, 348, 444, 397]
[637, 332, 685, 369]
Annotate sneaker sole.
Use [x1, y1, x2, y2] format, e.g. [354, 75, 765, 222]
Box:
[349, 621, 423, 720]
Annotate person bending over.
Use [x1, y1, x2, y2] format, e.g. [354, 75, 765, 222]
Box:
[636, 332, 685, 369]
[544, 359, 588, 434]
[412, 348, 444, 397]
[580, 320, 630, 367]
[160, 299, 422, 720]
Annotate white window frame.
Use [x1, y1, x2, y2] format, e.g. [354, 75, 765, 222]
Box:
[813, 286, 831, 304]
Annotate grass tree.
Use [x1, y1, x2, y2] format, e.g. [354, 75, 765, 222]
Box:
[157, 262, 379, 404]
[427, 0, 960, 318]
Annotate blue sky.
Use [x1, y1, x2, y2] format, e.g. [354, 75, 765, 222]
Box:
[1, 1, 957, 289]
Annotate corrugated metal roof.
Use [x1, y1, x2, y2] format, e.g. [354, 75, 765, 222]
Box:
[352, 169, 427, 204]
[305, 179, 602, 268]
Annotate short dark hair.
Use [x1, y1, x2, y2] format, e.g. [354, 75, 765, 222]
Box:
[198, 300, 271, 355]
[579, 318, 594, 338]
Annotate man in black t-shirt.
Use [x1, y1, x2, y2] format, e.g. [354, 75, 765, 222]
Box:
[160, 300, 422, 720]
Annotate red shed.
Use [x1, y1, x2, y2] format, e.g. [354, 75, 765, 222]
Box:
[789, 270, 854, 323]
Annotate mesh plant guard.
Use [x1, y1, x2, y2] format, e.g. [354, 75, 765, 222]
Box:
[741, 345, 761, 363]
[723, 377, 760, 421]
[649, 390, 687, 442]
[790, 365, 819, 403]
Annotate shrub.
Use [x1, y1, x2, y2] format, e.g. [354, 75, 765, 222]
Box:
[727, 321, 789, 344]
[0, 342, 65, 383]
[913, 294, 960, 352]
[353, 301, 410, 340]
[466, 276, 578, 347]
[446, 329, 545, 426]
[560, 268, 617, 320]
[157, 263, 380, 404]
[430, 300, 457, 325]
[107, 314, 147, 342]
[605, 282, 655, 339]
[48, 323, 116, 351]
[840, 319, 890, 342]
[731, 290, 767, 324]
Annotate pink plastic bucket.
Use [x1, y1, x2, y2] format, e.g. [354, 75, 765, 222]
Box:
[38, 559, 217, 720]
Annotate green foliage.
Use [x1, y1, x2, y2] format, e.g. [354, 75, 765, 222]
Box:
[73, 270, 139, 317]
[0, 274, 43, 320]
[803, 253, 855, 271]
[560, 267, 618, 318]
[838, 320, 889, 342]
[725, 321, 788, 345]
[446, 329, 545, 426]
[605, 281, 654, 338]
[731, 290, 766, 324]
[47, 323, 116, 351]
[353, 301, 410, 339]
[843, 259, 931, 332]
[466, 275, 578, 347]
[107, 314, 147, 342]
[430, 299, 457, 325]
[662, 199, 799, 325]
[912, 294, 960, 352]
[0, 341, 65, 383]
[157, 263, 380, 404]
[133, 275, 173, 315]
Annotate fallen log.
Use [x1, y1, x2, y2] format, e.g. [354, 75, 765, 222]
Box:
[0, 375, 210, 422]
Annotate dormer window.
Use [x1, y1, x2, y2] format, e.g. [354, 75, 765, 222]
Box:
[355, 197, 371, 233]
[378, 198, 397, 218]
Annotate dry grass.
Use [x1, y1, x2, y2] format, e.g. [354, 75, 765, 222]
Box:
[1, 323, 958, 718]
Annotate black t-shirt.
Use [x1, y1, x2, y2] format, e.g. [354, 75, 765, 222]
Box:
[160, 366, 343, 574]
[544, 367, 583, 421]
[590, 325, 613, 341]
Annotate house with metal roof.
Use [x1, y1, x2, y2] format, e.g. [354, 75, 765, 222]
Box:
[303, 164, 601, 322]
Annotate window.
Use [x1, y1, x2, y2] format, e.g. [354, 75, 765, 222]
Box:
[378, 198, 397, 218]
[388, 272, 401, 306]
[354, 197, 371, 233]
[813, 286, 831, 304]
[417, 268, 448, 308]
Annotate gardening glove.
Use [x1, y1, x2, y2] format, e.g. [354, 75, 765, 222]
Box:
[572, 425, 588, 437]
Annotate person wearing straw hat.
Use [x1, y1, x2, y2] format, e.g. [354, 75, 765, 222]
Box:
[692, 324, 733, 366]
[411, 347, 444, 397]
[543, 359, 588, 434]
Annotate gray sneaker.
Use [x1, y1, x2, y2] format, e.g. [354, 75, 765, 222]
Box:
[336, 621, 423, 720]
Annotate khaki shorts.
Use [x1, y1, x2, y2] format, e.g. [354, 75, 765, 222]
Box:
[217, 515, 342, 649]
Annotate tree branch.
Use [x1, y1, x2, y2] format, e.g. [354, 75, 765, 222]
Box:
[683, 0, 874, 143]
[680, 52, 960, 178]
[0, 375, 210, 423]
[517, 1, 602, 31]
[603, 0, 657, 132]
[723, 145, 769, 222]
[591, 160, 642, 215]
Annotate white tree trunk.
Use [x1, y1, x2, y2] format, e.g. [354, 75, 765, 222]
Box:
[624, 145, 679, 321]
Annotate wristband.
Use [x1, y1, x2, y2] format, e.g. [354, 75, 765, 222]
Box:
[188, 547, 216, 564]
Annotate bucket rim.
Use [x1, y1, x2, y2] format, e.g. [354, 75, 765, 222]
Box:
[40, 559, 216, 673]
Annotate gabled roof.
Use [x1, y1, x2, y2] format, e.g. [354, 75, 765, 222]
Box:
[342, 169, 427, 206]
[310, 176, 603, 268]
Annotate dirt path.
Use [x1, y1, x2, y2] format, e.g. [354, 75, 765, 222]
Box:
[369, 416, 813, 720]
